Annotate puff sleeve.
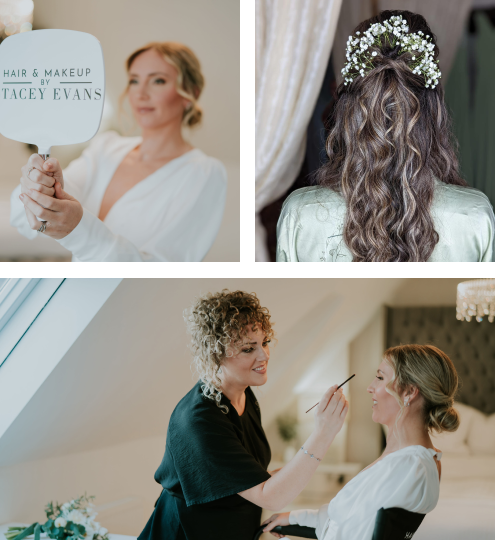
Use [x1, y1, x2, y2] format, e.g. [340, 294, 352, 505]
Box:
[161, 390, 271, 507]
[289, 504, 329, 538]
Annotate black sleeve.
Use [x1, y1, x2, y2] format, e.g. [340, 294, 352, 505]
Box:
[169, 402, 271, 506]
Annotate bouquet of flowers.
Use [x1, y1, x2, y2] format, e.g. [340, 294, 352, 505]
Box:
[5, 494, 109, 540]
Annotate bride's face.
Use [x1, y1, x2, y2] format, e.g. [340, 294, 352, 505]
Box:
[367, 360, 401, 426]
[127, 49, 190, 131]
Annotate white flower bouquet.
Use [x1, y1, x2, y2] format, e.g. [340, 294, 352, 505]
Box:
[5, 494, 109, 540]
[341, 14, 441, 88]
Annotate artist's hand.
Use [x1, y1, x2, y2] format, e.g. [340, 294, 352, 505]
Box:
[261, 512, 291, 537]
[314, 385, 348, 444]
[19, 182, 83, 240]
[20, 154, 64, 198]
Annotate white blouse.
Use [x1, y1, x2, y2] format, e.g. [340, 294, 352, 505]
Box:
[10, 131, 227, 261]
[289, 446, 442, 540]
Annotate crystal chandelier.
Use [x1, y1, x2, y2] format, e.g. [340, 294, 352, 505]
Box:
[456, 279, 495, 323]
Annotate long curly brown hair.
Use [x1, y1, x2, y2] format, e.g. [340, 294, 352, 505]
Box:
[184, 290, 275, 412]
[317, 10, 467, 262]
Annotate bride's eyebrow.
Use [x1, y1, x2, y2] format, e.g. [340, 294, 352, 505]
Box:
[128, 71, 168, 77]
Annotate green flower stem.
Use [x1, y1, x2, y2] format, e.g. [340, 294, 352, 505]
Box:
[6, 524, 37, 540]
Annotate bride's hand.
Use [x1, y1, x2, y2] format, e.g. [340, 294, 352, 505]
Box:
[20, 154, 64, 197]
[261, 512, 290, 537]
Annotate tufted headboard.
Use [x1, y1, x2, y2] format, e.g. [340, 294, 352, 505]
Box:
[386, 306, 495, 415]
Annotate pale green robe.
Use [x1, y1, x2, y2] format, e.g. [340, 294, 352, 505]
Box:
[276, 180, 495, 262]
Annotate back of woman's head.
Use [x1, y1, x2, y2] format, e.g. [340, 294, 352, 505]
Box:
[384, 344, 460, 434]
[317, 10, 467, 262]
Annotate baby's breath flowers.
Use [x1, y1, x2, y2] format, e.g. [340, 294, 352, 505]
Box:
[341, 14, 441, 88]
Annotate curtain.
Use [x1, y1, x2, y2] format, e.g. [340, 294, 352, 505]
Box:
[255, 0, 342, 261]
[472, 11, 495, 206]
[446, 10, 495, 206]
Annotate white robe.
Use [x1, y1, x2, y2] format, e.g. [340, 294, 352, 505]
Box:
[10, 130, 227, 261]
[289, 446, 442, 540]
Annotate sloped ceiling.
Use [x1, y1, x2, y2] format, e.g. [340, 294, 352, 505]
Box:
[0, 277, 430, 467]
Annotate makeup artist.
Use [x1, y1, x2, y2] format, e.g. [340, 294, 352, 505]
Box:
[137, 290, 349, 540]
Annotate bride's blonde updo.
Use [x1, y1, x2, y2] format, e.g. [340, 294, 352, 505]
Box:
[383, 344, 460, 433]
[184, 290, 275, 413]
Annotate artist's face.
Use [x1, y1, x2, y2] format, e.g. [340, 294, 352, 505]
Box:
[220, 326, 271, 389]
[127, 49, 190, 131]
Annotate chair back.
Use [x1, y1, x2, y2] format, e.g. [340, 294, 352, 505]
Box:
[253, 524, 317, 539]
[253, 507, 425, 540]
[372, 507, 426, 540]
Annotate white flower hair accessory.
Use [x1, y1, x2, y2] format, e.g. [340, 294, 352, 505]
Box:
[341, 14, 441, 89]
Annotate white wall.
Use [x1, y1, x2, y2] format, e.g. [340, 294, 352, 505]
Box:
[0, 436, 166, 537]
[388, 278, 461, 306]
[346, 307, 386, 466]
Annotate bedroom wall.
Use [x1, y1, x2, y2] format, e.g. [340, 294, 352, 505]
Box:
[346, 307, 386, 466]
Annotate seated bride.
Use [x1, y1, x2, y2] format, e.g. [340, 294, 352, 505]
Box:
[262, 344, 459, 540]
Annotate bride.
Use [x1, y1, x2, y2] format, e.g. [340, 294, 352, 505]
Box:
[11, 41, 227, 262]
[262, 344, 459, 540]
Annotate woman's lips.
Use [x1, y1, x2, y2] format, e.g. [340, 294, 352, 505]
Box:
[137, 108, 154, 113]
[253, 364, 267, 375]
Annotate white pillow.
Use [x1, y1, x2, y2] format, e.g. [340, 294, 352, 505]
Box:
[468, 408, 495, 455]
[428, 402, 474, 455]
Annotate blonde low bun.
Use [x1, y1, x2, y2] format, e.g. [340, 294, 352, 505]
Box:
[383, 344, 459, 435]
[186, 103, 203, 127]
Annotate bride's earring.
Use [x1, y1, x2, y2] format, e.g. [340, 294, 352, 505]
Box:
[405, 397, 410, 407]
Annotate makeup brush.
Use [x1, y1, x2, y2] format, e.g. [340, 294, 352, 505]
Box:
[305, 374, 355, 413]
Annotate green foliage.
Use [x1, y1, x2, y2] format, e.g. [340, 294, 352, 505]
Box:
[7, 493, 108, 540]
[276, 413, 298, 442]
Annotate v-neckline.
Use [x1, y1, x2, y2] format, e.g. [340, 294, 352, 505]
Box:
[99, 137, 198, 223]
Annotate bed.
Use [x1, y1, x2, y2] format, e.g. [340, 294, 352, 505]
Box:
[413, 402, 495, 540]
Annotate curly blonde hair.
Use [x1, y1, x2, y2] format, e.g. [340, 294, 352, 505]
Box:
[120, 41, 204, 127]
[184, 290, 275, 413]
[383, 344, 460, 441]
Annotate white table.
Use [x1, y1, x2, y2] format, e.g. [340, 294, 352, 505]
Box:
[0, 523, 136, 540]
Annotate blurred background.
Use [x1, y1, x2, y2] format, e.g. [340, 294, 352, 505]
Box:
[0, 0, 239, 262]
[0, 278, 494, 540]
[256, 0, 495, 261]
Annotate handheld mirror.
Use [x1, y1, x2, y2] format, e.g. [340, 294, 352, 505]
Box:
[0, 29, 105, 158]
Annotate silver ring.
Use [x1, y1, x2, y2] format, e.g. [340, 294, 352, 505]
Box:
[28, 167, 34, 179]
[37, 221, 47, 233]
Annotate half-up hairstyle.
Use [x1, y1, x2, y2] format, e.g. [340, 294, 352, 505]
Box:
[184, 290, 275, 413]
[122, 41, 204, 127]
[383, 344, 460, 435]
[317, 10, 467, 261]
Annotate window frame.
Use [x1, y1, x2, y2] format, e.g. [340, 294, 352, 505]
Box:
[0, 278, 65, 369]
[0, 278, 41, 332]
